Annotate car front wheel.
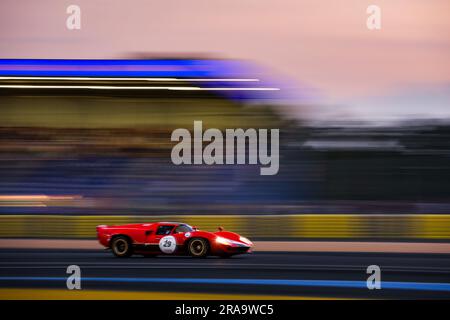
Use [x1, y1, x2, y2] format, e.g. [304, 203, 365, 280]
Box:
[188, 238, 209, 258]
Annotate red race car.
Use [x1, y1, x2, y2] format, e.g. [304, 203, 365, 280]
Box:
[96, 222, 253, 258]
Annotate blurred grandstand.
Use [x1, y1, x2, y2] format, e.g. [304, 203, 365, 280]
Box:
[0, 58, 450, 216]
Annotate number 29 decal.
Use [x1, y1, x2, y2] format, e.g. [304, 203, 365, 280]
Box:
[159, 235, 177, 254]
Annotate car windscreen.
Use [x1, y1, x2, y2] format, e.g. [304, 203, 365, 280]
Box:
[174, 224, 193, 233]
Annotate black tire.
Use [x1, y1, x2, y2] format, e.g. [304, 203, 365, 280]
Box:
[188, 238, 209, 258]
[111, 236, 133, 258]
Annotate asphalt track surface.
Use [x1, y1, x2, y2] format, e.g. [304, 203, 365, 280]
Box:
[0, 249, 449, 299]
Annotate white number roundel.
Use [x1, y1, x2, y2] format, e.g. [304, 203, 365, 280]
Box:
[159, 235, 177, 254]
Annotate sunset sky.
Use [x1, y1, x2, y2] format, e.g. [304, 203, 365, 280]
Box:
[1, 0, 449, 121]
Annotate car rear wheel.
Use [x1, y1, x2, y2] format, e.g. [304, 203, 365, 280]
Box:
[111, 236, 133, 258]
[188, 238, 209, 258]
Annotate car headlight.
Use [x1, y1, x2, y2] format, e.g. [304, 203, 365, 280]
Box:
[239, 236, 251, 245]
[216, 236, 232, 246]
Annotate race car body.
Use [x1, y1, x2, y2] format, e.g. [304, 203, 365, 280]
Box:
[96, 222, 253, 258]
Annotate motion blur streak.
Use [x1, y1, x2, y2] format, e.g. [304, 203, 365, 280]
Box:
[1, 277, 450, 292]
[0, 85, 280, 91]
[0, 289, 331, 300]
[0, 195, 81, 207]
[0, 77, 260, 82]
[1, 215, 449, 240]
[2, 249, 448, 299]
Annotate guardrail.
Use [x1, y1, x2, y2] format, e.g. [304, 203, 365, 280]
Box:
[0, 214, 449, 240]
